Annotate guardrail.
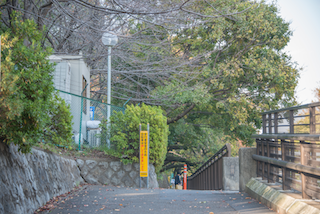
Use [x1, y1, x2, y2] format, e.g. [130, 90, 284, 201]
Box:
[187, 143, 231, 190]
[253, 102, 320, 199]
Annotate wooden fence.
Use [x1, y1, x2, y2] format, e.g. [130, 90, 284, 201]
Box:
[253, 102, 320, 199]
[187, 143, 231, 190]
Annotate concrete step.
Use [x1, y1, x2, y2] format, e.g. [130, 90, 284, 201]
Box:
[246, 177, 320, 214]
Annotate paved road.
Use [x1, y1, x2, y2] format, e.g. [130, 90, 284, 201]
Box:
[38, 185, 275, 214]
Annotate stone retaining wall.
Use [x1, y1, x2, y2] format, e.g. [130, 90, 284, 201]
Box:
[0, 142, 159, 214]
[76, 158, 159, 188]
[0, 143, 84, 214]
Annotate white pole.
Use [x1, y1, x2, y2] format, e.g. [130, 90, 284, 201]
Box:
[107, 46, 112, 147]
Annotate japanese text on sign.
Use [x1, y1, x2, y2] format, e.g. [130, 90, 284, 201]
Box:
[140, 131, 148, 177]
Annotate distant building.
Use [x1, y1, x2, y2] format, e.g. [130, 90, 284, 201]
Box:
[49, 54, 92, 145]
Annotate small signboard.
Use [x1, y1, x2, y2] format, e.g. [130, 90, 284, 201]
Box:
[89, 106, 95, 120]
[140, 131, 148, 177]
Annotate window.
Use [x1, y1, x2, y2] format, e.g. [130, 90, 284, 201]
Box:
[82, 76, 87, 114]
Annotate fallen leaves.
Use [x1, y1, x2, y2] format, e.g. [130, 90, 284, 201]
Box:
[34, 184, 86, 213]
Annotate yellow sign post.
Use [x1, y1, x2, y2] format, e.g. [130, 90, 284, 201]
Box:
[140, 130, 148, 177]
[139, 123, 150, 188]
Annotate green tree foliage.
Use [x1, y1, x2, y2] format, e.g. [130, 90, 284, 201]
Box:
[0, 14, 73, 152]
[163, 0, 299, 125]
[43, 92, 74, 147]
[101, 104, 169, 171]
[93, 0, 300, 173]
[154, 0, 300, 171]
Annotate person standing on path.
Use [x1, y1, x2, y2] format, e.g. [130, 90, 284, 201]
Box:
[175, 172, 181, 189]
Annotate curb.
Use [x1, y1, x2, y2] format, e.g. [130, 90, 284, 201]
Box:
[245, 178, 320, 214]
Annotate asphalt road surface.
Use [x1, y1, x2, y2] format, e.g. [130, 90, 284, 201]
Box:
[37, 185, 276, 214]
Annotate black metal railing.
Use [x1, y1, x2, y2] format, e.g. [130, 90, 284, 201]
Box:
[253, 102, 320, 199]
[187, 143, 231, 190]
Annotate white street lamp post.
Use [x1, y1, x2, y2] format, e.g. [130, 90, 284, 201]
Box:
[102, 33, 118, 147]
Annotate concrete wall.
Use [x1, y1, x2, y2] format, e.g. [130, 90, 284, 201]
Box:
[239, 148, 257, 192]
[76, 158, 159, 188]
[246, 178, 320, 214]
[222, 157, 239, 191]
[0, 143, 84, 214]
[0, 142, 160, 214]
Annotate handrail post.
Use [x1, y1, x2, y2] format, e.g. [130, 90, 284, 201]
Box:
[267, 139, 271, 183]
[256, 139, 260, 177]
[300, 141, 311, 199]
[281, 139, 290, 190]
[289, 110, 294, 134]
[274, 112, 279, 182]
[309, 106, 317, 192]
[289, 110, 295, 182]
[261, 139, 265, 180]
[214, 156, 218, 189]
[267, 114, 272, 182]
[226, 143, 231, 157]
[262, 114, 266, 134]
[310, 106, 315, 134]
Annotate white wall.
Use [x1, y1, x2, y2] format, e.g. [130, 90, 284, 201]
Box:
[50, 54, 91, 144]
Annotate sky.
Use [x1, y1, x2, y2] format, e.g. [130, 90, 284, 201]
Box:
[271, 0, 320, 104]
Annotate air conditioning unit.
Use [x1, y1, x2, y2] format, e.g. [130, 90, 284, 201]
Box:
[87, 129, 101, 147]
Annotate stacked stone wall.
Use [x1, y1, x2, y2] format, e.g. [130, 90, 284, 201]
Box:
[0, 142, 159, 214]
[76, 158, 159, 188]
[0, 143, 84, 214]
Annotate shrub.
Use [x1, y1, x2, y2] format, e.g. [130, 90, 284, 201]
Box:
[0, 13, 73, 152]
[43, 92, 73, 148]
[101, 103, 169, 172]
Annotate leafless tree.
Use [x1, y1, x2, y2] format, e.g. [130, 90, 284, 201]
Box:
[1, 0, 256, 123]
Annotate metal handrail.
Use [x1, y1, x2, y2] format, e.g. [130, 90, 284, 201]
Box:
[252, 154, 320, 177]
[262, 102, 320, 115]
[187, 143, 231, 190]
[188, 143, 231, 179]
[252, 134, 320, 141]
[253, 102, 320, 199]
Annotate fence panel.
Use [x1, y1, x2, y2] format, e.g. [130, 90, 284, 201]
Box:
[253, 102, 320, 199]
[57, 90, 125, 149]
[187, 143, 231, 190]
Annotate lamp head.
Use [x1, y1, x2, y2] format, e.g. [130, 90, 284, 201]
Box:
[102, 33, 118, 46]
